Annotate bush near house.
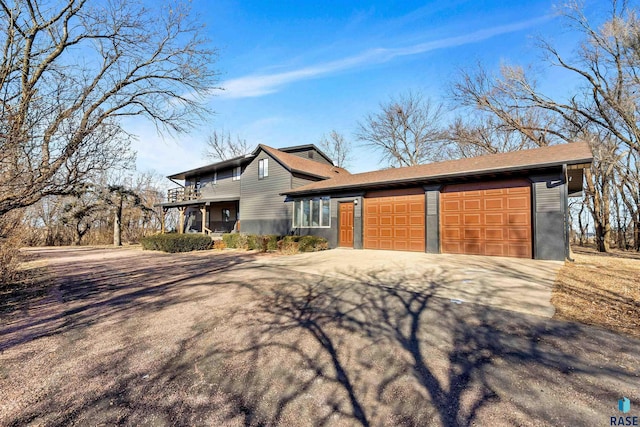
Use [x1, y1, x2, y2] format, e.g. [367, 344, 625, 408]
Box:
[140, 234, 213, 253]
[222, 234, 328, 253]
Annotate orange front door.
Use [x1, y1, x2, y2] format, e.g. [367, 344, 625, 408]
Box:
[339, 202, 354, 247]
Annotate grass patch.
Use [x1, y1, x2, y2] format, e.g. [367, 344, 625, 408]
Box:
[552, 246, 640, 338]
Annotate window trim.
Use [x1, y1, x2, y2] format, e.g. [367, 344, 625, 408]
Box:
[292, 197, 331, 228]
[232, 166, 241, 181]
[258, 158, 269, 180]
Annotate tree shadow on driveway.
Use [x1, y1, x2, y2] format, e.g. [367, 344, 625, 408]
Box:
[1, 248, 639, 426]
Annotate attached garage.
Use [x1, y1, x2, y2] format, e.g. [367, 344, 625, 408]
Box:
[440, 179, 532, 258]
[364, 189, 425, 252]
[284, 143, 593, 261]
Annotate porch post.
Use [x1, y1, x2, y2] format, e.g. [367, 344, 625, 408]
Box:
[200, 205, 207, 234]
[178, 207, 185, 234]
[160, 207, 167, 234]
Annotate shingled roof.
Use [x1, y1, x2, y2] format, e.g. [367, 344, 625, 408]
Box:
[259, 145, 349, 179]
[283, 142, 593, 196]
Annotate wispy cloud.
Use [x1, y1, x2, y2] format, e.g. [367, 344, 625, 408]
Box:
[219, 15, 552, 99]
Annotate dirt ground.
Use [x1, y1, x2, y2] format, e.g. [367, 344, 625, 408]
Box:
[1, 247, 639, 426]
[553, 246, 640, 338]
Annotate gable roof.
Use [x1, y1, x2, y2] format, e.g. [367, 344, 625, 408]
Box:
[259, 145, 349, 179]
[283, 142, 593, 196]
[167, 143, 348, 180]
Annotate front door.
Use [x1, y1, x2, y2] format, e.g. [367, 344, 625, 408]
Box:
[339, 202, 354, 248]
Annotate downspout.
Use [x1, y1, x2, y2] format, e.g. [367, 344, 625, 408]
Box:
[563, 164, 575, 262]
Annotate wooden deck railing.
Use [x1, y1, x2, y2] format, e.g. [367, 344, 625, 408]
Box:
[167, 186, 200, 203]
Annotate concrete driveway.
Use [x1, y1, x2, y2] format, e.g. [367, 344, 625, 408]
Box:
[255, 249, 563, 318]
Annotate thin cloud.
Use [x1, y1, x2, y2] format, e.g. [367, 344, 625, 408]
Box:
[219, 15, 553, 99]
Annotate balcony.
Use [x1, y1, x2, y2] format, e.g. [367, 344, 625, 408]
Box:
[167, 186, 200, 203]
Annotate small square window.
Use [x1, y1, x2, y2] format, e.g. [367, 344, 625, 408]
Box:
[232, 166, 241, 181]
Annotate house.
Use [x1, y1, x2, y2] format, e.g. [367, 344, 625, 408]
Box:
[160, 142, 592, 261]
[158, 144, 348, 236]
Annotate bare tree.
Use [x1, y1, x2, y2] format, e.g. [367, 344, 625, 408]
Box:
[204, 129, 252, 161]
[103, 185, 149, 247]
[356, 91, 447, 167]
[449, 1, 640, 252]
[0, 0, 218, 217]
[445, 114, 546, 158]
[318, 130, 353, 168]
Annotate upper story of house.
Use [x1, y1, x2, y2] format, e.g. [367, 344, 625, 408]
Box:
[162, 144, 349, 206]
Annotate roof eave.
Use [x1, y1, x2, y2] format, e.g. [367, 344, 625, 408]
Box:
[282, 157, 593, 196]
[167, 154, 254, 180]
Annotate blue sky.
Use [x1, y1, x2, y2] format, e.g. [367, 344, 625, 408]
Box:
[130, 0, 594, 177]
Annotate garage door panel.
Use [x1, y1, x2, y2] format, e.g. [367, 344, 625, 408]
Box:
[441, 179, 532, 259]
[364, 192, 425, 252]
[485, 213, 504, 225]
[464, 228, 481, 239]
[508, 244, 531, 258]
[443, 214, 460, 225]
[464, 199, 481, 210]
[394, 216, 407, 226]
[508, 212, 528, 225]
[485, 228, 504, 240]
[485, 243, 506, 257]
[508, 197, 529, 209]
[484, 198, 503, 210]
[508, 226, 529, 238]
[409, 216, 424, 226]
[464, 214, 481, 225]
[443, 228, 460, 239]
[443, 200, 461, 211]
[464, 242, 482, 255]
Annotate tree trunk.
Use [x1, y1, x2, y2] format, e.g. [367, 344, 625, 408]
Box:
[585, 168, 610, 252]
[577, 201, 586, 246]
[113, 196, 122, 247]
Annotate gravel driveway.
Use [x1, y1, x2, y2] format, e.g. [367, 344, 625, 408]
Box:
[1, 247, 638, 426]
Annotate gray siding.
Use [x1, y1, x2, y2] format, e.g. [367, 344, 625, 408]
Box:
[531, 173, 566, 260]
[424, 185, 441, 254]
[199, 168, 241, 199]
[240, 152, 292, 235]
[291, 173, 321, 189]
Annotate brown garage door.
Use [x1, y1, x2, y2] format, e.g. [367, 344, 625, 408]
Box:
[440, 179, 532, 258]
[364, 189, 425, 252]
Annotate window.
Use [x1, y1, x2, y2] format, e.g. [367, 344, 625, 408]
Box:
[213, 172, 217, 185]
[258, 158, 269, 179]
[232, 166, 241, 181]
[293, 197, 331, 228]
[222, 209, 230, 222]
[321, 199, 330, 227]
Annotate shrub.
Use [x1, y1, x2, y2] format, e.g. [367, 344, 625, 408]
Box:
[246, 234, 259, 250]
[298, 235, 329, 252]
[140, 234, 212, 253]
[213, 240, 227, 250]
[278, 240, 299, 255]
[275, 235, 328, 253]
[0, 238, 20, 287]
[222, 233, 240, 248]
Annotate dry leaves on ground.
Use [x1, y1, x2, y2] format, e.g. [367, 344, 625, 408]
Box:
[552, 246, 640, 338]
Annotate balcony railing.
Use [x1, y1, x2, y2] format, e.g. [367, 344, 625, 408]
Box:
[167, 186, 200, 203]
